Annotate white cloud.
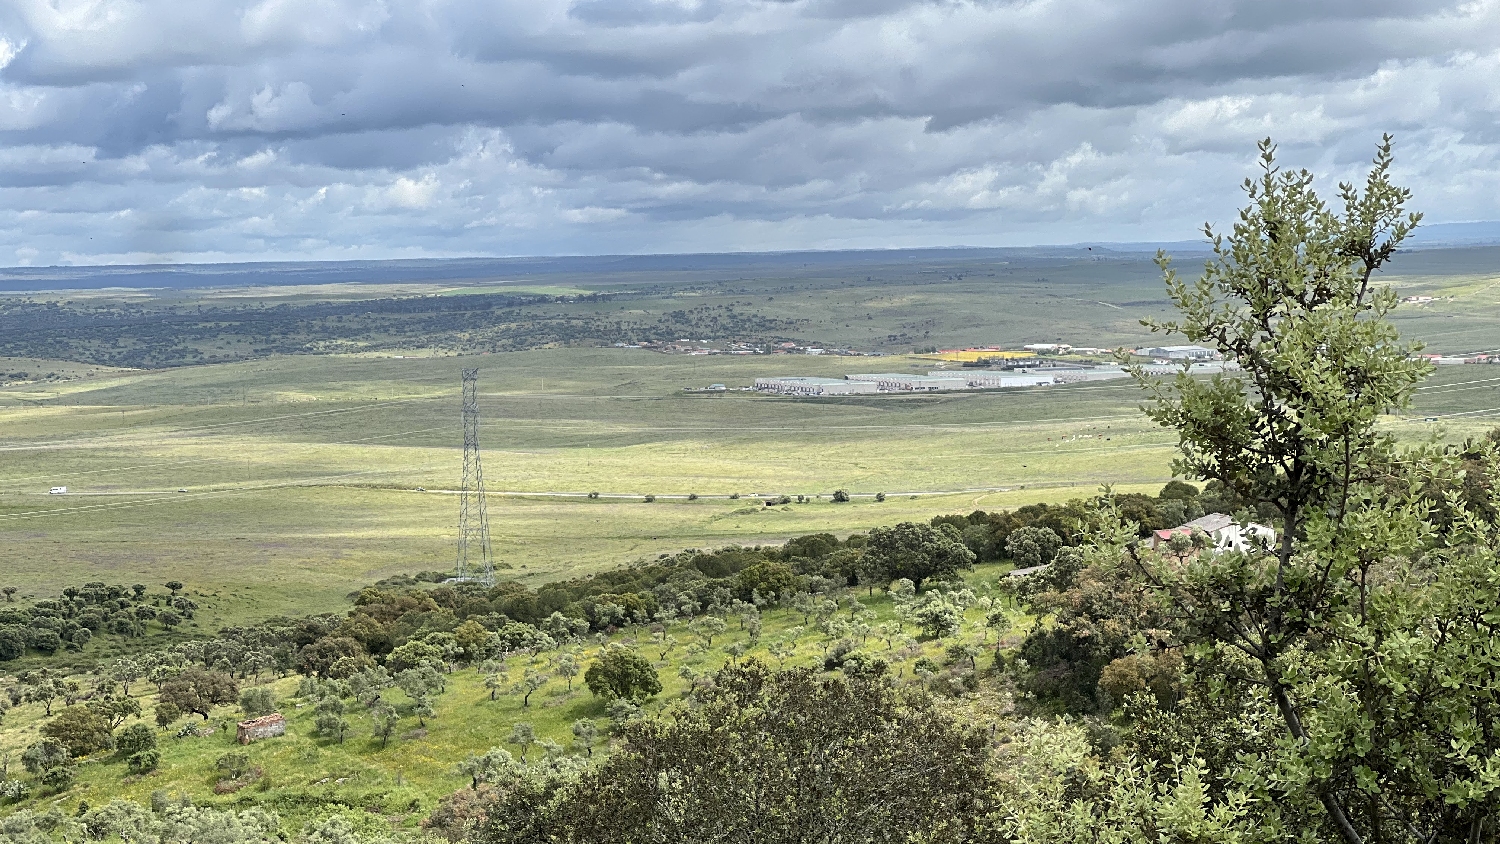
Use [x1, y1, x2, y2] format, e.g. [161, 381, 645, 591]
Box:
[0, 0, 1497, 263]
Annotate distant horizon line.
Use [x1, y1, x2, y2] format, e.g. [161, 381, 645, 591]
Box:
[6, 218, 1500, 274]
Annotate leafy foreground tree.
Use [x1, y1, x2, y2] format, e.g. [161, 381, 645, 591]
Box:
[1111, 137, 1500, 843]
[469, 661, 999, 844]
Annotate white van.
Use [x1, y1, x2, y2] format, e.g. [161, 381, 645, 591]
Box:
[49, 486, 67, 494]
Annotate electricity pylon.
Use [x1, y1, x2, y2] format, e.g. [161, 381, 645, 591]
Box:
[456, 368, 494, 586]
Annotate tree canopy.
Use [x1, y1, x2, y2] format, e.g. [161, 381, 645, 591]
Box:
[863, 522, 975, 591]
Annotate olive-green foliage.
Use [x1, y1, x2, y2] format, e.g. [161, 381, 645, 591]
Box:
[126, 749, 161, 774]
[39, 707, 113, 757]
[732, 561, 799, 602]
[239, 686, 278, 718]
[1004, 526, 1061, 568]
[1110, 138, 1500, 844]
[114, 722, 156, 757]
[473, 661, 998, 843]
[3, 798, 286, 844]
[153, 702, 182, 728]
[158, 670, 238, 720]
[583, 646, 661, 702]
[0, 581, 191, 664]
[20, 739, 75, 789]
[864, 522, 975, 590]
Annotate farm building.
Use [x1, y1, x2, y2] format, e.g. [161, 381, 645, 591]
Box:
[1047, 367, 1130, 383]
[846, 373, 970, 392]
[236, 713, 286, 744]
[753, 377, 878, 396]
[1138, 345, 1215, 360]
[1152, 513, 1275, 554]
[931, 371, 1056, 388]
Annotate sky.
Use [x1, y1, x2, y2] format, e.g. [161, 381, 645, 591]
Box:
[1, 0, 1499, 266]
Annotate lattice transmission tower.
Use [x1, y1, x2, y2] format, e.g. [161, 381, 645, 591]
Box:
[455, 368, 495, 585]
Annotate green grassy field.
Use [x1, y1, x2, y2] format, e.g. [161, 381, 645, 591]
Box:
[3, 344, 1498, 626]
[0, 349, 1170, 617]
[1, 244, 1497, 622]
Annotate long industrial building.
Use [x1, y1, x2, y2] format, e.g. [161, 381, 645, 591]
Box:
[752, 364, 1169, 396]
[845, 373, 971, 391]
[934, 371, 1057, 388]
[753, 376, 879, 396]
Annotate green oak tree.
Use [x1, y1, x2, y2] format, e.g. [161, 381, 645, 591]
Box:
[1115, 137, 1500, 844]
[584, 645, 661, 702]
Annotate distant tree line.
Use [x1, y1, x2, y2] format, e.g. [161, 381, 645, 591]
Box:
[0, 292, 812, 369]
[0, 581, 196, 662]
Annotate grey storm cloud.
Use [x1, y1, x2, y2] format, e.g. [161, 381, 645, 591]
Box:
[0, 0, 1497, 264]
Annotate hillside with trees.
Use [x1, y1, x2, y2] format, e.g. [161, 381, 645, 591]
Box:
[2, 141, 1498, 844]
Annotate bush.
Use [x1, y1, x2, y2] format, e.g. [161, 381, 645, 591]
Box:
[155, 702, 182, 728]
[27, 628, 61, 653]
[41, 706, 114, 757]
[239, 686, 278, 718]
[127, 749, 161, 774]
[543, 662, 998, 841]
[159, 669, 238, 719]
[0, 626, 25, 661]
[831, 489, 850, 503]
[875, 492, 886, 502]
[643, 494, 656, 503]
[585, 646, 662, 701]
[21, 739, 75, 788]
[115, 723, 157, 757]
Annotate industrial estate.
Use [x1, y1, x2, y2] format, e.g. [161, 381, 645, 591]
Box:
[752, 343, 1229, 396]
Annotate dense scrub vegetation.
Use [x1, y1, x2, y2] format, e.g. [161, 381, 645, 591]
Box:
[0, 293, 809, 369]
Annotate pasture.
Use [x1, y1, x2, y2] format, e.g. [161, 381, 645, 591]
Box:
[1, 244, 1498, 623]
[2, 345, 1498, 628]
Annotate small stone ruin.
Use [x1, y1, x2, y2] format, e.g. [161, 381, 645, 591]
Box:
[236, 713, 286, 744]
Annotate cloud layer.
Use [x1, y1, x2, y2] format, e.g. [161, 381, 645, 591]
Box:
[1, 0, 1498, 265]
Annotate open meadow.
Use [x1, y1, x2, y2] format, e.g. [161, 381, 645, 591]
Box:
[3, 244, 1500, 624]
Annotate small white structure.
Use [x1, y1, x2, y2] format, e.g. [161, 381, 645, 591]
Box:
[1023, 343, 1072, 353]
[754, 377, 878, 397]
[1138, 345, 1215, 360]
[49, 486, 67, 495]
[1153, 513, 1275, 553]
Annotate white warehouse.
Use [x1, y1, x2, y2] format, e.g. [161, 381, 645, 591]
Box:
[930, 371, 1056, 388]
[845, 373, 971, 392]
[753, 376, 879, 396]
[1138, 345, 1215, 360]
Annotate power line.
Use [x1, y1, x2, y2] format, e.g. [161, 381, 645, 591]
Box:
[455, 368, 495, 586]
